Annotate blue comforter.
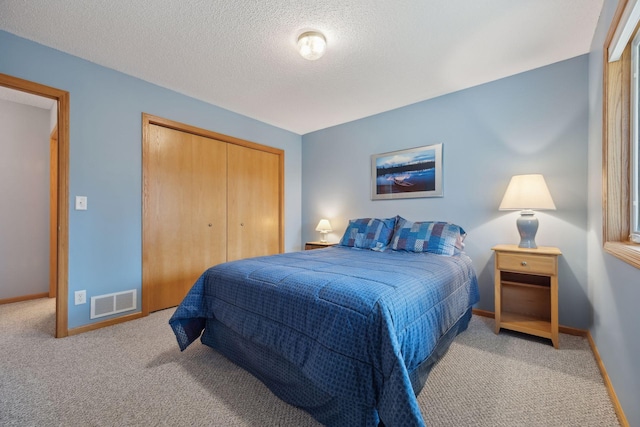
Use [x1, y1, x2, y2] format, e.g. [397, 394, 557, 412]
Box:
[169, 246, 479, 426]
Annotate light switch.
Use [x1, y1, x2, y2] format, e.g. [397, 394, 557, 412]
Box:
[75, 196, 88, 210]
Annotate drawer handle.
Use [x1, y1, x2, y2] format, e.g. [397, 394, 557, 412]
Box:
[521, 261, 527, 266]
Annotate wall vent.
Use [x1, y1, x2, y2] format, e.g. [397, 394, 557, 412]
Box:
[90, 289, 137, 319]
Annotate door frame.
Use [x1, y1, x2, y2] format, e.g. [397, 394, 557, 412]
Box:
[141, 113, 284, 316]
[50, 124, 58, 298]
[0, 73, 70, 338]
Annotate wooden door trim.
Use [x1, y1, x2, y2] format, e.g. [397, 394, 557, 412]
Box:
[143, 114, 285, 155]
[141, 113, 285, 316]
[49, 124, 58, 298]
[0, 73, 70, 338]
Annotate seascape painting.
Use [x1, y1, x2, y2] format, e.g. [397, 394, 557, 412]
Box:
[371, 143, 443, 200]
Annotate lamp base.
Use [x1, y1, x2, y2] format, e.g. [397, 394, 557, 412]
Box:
[516, 210, 539, 249]
[319, 232, 328, 243]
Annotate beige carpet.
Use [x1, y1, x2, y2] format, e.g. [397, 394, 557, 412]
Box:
[0, 298, 620, 426]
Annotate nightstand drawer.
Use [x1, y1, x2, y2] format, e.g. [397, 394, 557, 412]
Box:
[496, 252, 557, 275]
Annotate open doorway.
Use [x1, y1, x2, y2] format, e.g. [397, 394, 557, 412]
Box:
[0, 73, 69, 338]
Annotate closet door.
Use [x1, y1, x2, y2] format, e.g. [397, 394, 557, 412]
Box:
[227, 144, 281, 261]
[143, 124, 227, 312]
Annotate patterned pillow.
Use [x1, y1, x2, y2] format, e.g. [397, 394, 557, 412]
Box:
[390, 216, 466, 256]
[339, 217, 397, 250]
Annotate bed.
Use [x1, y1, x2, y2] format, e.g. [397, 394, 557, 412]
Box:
[169, 217, 479, 426]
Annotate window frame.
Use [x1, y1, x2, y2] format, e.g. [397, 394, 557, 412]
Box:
[603, 0, 640, 269]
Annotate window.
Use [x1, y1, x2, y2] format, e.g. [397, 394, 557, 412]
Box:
[603, 0, 640, 268]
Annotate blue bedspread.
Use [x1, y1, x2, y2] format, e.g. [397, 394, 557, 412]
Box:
[169, 246, 479, 426]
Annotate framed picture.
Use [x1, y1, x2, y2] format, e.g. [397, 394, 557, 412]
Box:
[371, 143, 443, 200]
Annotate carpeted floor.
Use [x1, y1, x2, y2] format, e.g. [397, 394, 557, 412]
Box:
[0, 298, 620, 426]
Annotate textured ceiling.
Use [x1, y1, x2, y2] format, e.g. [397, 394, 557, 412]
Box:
[0, 0, 604, 135]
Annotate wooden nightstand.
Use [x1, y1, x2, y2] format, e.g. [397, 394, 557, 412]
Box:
[492, 244, 562, 348]
[305, 241, 336, 250]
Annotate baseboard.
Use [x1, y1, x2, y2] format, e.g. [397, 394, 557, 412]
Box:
[0, 292, 50, 305]
[586, 332, 630, 427]
[471, 308, 494, 319]
[471, 308, 629, 426]
[558, 324, 587, 337]
[67, 311, 144, 336]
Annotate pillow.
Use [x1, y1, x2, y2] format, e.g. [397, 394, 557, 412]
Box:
[339, 217, 397, 250]
[390, 216, 466, 256]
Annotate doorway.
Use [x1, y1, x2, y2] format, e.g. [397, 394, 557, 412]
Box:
[0, 73, 69, 338]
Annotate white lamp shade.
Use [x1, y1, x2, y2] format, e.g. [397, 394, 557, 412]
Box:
[499, 174, 556, 211]
[298, 31, 326, 60]
[315, 219, 332, 232]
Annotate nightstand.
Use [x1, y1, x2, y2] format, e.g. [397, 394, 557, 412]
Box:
[305, 241, 336, 250]
[492, 244, 562, 348]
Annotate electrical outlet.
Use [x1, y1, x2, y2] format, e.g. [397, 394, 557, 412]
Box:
[74, 290, 86, 305]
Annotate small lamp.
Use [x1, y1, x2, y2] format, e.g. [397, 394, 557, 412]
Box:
[297, 31, 327, 60]
[499, 174, 556, 249]
[315, 219, 332, 243]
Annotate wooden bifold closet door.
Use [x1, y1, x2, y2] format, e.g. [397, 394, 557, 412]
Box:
[227, 144, 281, 261]
[144, 124, 227, 313]
[142, 115, 284, 314]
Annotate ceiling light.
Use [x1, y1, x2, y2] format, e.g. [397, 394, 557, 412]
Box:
[297, 31, 326, 61]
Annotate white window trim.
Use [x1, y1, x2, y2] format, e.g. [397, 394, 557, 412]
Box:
[609, 0, 640, 62]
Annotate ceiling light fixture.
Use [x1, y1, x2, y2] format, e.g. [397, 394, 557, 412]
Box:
[297, 31, 326, 61]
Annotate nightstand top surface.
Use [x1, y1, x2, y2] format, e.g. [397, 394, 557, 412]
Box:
[491, 244, 561, 256]
[305, 241, 336, 246]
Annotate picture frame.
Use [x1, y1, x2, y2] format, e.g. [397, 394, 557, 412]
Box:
[371, 143, 443, 200]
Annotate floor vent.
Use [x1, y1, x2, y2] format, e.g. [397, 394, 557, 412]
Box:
[90, 289, 137, 319]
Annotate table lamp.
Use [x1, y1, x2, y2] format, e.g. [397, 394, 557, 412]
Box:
[315, 219, 332, 243]
[499, 174, 556, 249]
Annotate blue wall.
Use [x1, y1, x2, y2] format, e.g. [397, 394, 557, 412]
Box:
[302, 55, 590, 329]
[588, 0, 640, 425]
[0, 30, 303, 328]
